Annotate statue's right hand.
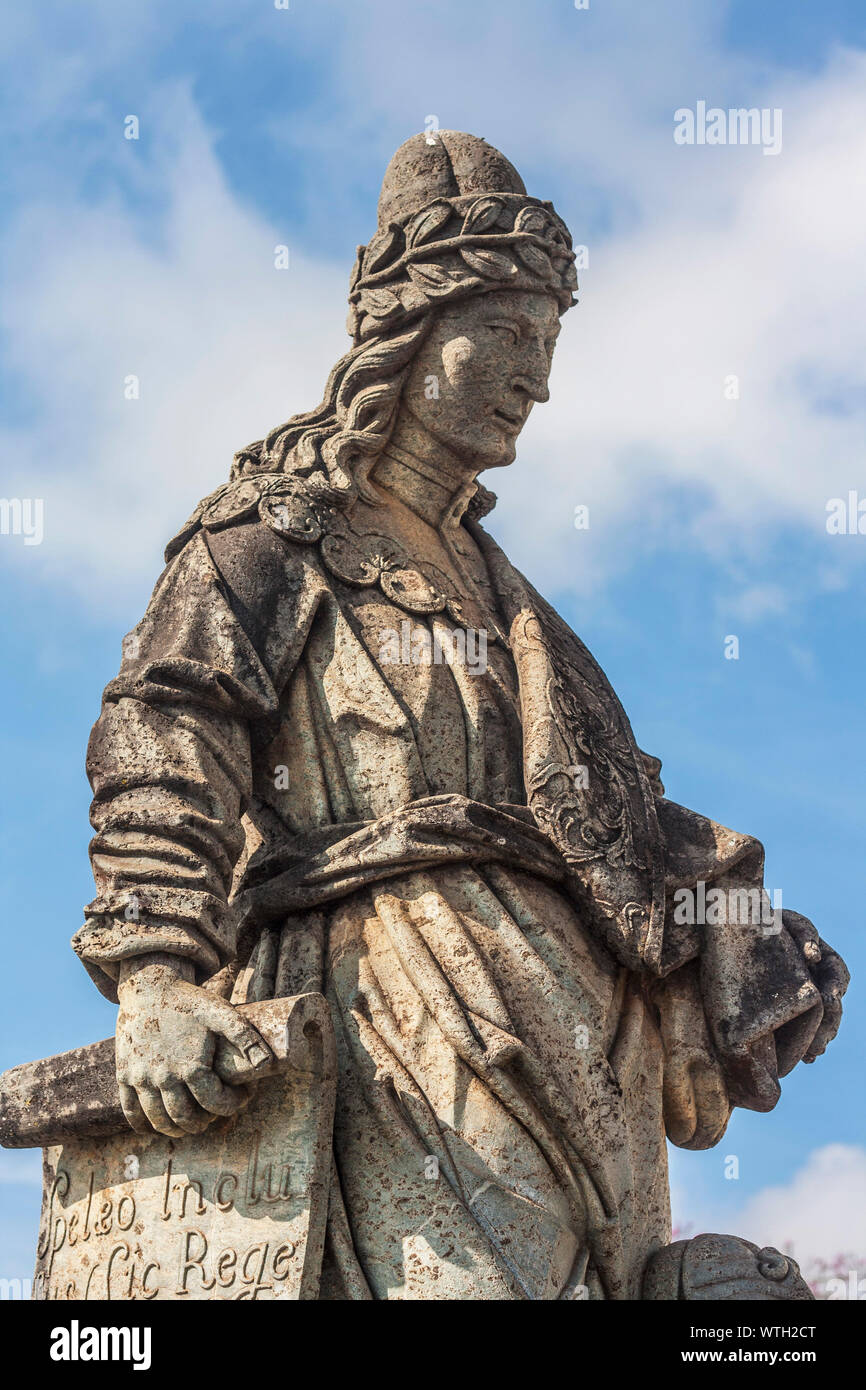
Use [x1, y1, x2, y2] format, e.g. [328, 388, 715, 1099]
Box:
[115, 953, 273, 1138]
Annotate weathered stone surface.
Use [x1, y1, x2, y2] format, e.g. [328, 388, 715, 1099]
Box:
[1, 1036, 122, 1148]
[0, 131, 849, 1300]
[643, 1234, 814, 1301]
[13, 996, 335, 1301]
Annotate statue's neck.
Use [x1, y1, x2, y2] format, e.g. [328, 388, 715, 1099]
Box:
[373, 413, 479, 531]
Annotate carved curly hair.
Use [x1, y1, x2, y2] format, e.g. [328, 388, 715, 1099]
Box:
[230, 314, 436, 505]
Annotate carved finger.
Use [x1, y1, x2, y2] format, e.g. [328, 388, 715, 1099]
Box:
[805, 997, 843, 1061]
[200, 1000, 273, 1079]
[663, 1052, 730, 1151]
[802, 937, 848, 1060]
[135, 1083, 186, 1137]
[662, 1054, 698, 1148]
[119, 1082, 152, 1136]
[782, 909, 820, 953]
[159, 1081, 216, 1134]
[688, 1060, 731, 1150]
[187, 1068, 251, 1118]
[814, 937, 851, 1000]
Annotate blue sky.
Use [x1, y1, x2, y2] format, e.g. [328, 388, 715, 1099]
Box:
[1, 0, 864, 1287]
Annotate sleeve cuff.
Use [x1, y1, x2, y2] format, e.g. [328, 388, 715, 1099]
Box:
[72, 910, 225, 1003]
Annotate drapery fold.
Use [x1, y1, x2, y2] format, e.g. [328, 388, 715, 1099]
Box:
[72, 500, 847, 1297]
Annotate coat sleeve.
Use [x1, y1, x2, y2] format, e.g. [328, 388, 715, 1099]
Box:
[653, 796, 849, 1138]
[72, 518, 323, 1001]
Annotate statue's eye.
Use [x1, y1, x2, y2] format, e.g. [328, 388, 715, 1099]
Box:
[488, 323, 520, 345]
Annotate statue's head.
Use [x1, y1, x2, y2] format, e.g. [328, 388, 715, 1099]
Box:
[235, 132, 577, 506]
[395, 287, 561, 472]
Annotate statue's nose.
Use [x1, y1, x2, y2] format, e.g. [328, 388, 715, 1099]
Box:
[512, 338, 552, 403]
[512, 370, 550, 405]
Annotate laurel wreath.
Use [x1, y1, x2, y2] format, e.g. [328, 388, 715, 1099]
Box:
[347, 194, 578, 340]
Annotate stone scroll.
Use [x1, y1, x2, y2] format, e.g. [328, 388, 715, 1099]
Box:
[0, 993, 336, 1301]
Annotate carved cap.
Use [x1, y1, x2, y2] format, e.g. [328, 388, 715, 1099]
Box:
[347, 129, 578, 343]
[377, 131, 527, 227]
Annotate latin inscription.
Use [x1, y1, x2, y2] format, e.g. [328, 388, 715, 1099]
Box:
[33, 1065, 326, 1301]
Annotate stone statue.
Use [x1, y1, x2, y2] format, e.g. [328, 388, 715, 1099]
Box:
[3, 133, 848, 1301]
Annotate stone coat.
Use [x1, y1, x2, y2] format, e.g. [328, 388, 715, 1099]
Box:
[72, 475, 847, 1300]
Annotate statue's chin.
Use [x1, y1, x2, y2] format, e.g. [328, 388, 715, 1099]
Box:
[480, 441, 518, 470]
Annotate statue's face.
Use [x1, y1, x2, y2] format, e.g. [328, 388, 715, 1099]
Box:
[402, 290, 561, 470]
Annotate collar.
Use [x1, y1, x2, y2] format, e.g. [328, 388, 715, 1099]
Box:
[374, 441, 479, 531]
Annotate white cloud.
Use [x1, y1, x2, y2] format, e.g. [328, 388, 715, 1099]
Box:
[721, 583, 790, 623]
[1, 5, 864, 623]
[672, 1143, 866, 1279]
[491, 47, 866, 597]
[0, 82, 348, 615]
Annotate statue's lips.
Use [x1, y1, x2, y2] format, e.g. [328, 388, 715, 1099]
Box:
[491, 408, 524, 433]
